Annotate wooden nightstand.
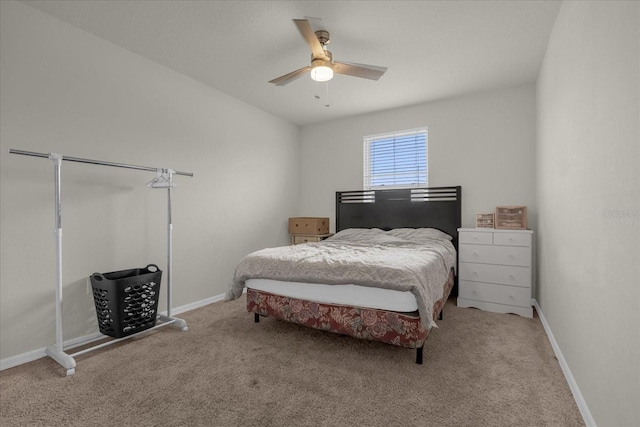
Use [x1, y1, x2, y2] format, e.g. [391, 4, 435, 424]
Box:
[457, 228, 533, 318]
[290, 233, 334, 245]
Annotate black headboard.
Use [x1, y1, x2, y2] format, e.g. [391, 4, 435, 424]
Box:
[335, 186, 462, 250]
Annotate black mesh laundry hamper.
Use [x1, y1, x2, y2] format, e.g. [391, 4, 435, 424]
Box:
[90, 264, 162, 338]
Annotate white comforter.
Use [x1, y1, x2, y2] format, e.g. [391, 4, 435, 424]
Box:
[226, 228, 456, 329]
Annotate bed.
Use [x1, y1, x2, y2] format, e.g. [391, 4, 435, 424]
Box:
[226, 186, 461, 363]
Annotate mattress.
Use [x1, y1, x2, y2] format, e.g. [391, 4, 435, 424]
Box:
[246, 278, 418, 312]
[228, 227, 456, 329]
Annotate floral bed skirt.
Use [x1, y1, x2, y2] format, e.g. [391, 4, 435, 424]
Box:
[246, 268, 455, 349]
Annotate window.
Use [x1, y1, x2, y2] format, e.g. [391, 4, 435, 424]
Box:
[363, 128, 428, 190]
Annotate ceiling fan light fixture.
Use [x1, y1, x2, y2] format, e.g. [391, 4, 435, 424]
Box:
[269, 19, 386, 86]
[310, 59, 333, 82]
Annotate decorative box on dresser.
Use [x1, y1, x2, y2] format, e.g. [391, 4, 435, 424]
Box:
[457, 228, 533, 318]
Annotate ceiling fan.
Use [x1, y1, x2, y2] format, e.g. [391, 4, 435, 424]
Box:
[269, 18, 388, 86]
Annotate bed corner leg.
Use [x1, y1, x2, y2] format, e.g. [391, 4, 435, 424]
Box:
[254, 313, 260, 323]
[416, 346, 424, 364]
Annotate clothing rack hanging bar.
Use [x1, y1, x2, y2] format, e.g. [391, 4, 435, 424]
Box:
[9, 148, 194, 177]
[9, 148, 191, 376]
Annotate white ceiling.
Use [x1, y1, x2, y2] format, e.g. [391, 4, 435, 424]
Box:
[21, 0, 561, 127]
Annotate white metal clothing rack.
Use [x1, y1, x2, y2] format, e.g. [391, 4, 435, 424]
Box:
[9, 148, 193, 376]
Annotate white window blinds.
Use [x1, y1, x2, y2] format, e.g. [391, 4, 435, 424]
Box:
[363, 128, 428, 190]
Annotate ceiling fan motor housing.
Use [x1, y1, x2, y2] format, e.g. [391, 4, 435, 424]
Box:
[315, 30, 330, 46]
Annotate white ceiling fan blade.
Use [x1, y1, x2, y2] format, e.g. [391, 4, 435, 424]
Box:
[269, 66, 312, 86]
[293, 19, 329, 60]
[333, 61, 388, 80]
[303, 16, 327, 33]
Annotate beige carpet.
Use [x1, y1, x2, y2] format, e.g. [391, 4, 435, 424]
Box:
[0, 297, 584, 427]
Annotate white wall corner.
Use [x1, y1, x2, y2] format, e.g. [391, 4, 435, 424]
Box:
[533, 299, 597, 427]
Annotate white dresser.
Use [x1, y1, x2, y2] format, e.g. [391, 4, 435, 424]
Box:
[457, 228, 533, 318]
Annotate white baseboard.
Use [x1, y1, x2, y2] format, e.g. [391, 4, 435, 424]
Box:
[0, 292, 227, 372]
[533, 299, 596, 427]
[163, 293, 226, 316]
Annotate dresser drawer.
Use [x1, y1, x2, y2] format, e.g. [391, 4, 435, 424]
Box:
[292, 235, 321, 244]
[291, 233, 333, 245]
[459, 262, 531, 287]
[459, 244, 531, 267]
[493, 232, 532, 247]
[458, 231, 492, 245]
[459, 280, 531, 307]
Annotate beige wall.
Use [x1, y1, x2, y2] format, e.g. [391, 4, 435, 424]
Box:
[537, 1, 640, 425]
[298, 84, 537, 232]
[0, 1, 299, 360]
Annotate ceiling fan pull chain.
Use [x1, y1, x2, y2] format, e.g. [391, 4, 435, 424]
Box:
[325, 82, 330, 108]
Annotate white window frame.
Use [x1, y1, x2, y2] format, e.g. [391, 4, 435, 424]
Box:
[363, 127, 428, 190]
